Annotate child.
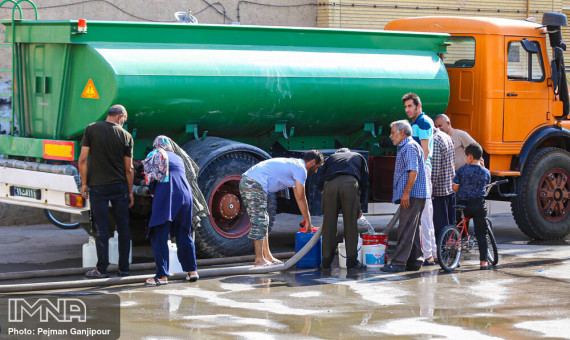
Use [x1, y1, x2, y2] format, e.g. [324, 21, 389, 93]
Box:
[451, 143, 492, 270]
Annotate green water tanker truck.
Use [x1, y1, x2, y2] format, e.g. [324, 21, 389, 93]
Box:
[0, 3, 453, 257]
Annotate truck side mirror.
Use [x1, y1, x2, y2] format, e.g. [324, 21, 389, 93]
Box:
[521, 39, 539, 54]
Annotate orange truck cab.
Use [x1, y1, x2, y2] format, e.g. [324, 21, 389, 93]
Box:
[386, 13, 570, 240]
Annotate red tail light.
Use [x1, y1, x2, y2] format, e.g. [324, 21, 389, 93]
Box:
[65, 193, 85, 207]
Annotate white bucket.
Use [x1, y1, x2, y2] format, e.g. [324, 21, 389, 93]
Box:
[363, 244, 386, 268]
[82, 237, 97, 268]
[109, 231, 132, 265]
[168, 240, 183, 274]
[337, 237, 363, 268]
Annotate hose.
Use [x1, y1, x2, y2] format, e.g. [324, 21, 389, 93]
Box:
[0, 158, 81, 189]
[381, 207, 400, 235]
[0, 230, 322, 293]
[0, 252, 295, 281]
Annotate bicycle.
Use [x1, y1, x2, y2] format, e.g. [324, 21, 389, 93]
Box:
[437, 179, 514, 272]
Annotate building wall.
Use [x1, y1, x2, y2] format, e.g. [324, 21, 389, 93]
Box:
[316, 0, 569, 67]
[0, 0, 318, 78]
[317, 0, 564, 29]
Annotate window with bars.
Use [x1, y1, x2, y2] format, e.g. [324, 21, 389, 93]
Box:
[507, 40, 544, 82]
[443, 36, 476, 68]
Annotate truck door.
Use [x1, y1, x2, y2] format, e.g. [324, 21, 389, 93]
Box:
[503, 37, 548, 142]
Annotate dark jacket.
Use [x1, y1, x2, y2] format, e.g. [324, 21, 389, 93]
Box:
[318, 151, 369, 203]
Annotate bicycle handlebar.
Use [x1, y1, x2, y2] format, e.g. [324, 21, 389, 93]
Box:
[485, 179, 517, 198]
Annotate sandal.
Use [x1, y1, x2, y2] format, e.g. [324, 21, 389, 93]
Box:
[85, 269, 109, 279]
[145, 277, 168, 286]
[186, 272, 199, 282]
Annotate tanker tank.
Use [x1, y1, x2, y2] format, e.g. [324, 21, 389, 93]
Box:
[3, 20, 450, 148]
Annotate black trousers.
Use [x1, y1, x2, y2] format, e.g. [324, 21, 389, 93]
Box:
[89, 182, 131, 274]
[433, 194, 455, 242]
[460, 199, 489, 262]
[321, 175, 360, 268]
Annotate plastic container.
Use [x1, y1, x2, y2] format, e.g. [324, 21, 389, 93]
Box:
[82, 237, 97, 268]
[337, 237, 363, 268]
[168, 240, 183, 274]
[295, 226, 322, 268]
[362, 232, 388, 264]
[363, 244, 387, 268]
[109, 231, 132, 265]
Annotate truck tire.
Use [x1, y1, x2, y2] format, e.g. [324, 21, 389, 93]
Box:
[512, 147, 570, 240]
[194, 152, 276, 258]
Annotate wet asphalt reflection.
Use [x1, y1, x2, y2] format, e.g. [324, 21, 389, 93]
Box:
[1, 212, 569, 339]
[100, 247, 570, 339]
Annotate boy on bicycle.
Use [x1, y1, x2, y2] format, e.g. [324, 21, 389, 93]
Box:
[451, 143, 492, 270]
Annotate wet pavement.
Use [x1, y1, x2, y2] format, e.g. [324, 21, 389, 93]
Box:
[1, 211, 570, 339]
[97, 243, 569, 339]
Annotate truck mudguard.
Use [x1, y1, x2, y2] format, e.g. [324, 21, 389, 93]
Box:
[517, 125, 570, 173]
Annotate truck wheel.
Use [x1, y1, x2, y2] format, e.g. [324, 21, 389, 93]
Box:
[512, 147, 570, 240]
[44, 210, 80, 229]
[195, 152, 276, 258]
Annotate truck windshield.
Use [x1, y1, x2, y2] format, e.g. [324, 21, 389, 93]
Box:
[443, 36, 476, 68]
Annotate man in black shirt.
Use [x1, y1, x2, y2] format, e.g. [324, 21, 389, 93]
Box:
[79, 104, 134, 278]
[318, 148, 369, 269]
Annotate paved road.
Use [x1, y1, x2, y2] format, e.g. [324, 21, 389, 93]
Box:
[1, 212, 569, 339]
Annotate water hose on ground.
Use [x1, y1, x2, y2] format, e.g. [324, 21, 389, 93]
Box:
[0, 229, 323, 293]
[0, 252, 296, 281]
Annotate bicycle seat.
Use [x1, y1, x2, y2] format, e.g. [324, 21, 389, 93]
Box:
[453, 205, 466, 211]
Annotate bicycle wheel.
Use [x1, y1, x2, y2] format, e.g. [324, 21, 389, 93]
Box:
[485, 217, 493, 230]
[44, 210, 80, 230]
[486, 225, 499, 266]
[437, 224, 462, 272]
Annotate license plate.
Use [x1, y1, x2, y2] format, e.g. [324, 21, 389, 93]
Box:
[10, 186, 42, 200]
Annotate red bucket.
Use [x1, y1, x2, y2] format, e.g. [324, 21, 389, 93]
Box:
[362, 233, 388, 262]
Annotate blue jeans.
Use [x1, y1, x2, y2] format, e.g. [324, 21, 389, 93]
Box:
[150, 221, 197, 278]
[89, 182, 131, 274]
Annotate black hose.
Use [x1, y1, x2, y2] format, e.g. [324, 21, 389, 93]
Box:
[0, 231, 322, 293]
[0, 252, 295, 281]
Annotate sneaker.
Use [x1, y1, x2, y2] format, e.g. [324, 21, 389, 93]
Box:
[381, 264, 406, 273]
[347, 261, 367, 270]
[117, 270, 130, 277]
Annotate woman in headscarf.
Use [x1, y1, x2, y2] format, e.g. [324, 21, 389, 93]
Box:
[143, 136, 198, 285]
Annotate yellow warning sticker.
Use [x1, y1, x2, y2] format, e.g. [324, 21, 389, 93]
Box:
[43, 140, 75, 161]
[81, 78, 99, 99]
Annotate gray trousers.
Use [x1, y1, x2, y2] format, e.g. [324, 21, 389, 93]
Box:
[392, 197, 425, 267]
[321, 175, 360, 268]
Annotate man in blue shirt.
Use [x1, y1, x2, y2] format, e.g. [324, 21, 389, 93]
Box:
[382, 120, 429, 273]
[240, 150, 324, 267]
[403, 92, 437, 265]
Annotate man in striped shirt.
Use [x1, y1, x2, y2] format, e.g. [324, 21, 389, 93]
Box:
[431, 127, 456, 242]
